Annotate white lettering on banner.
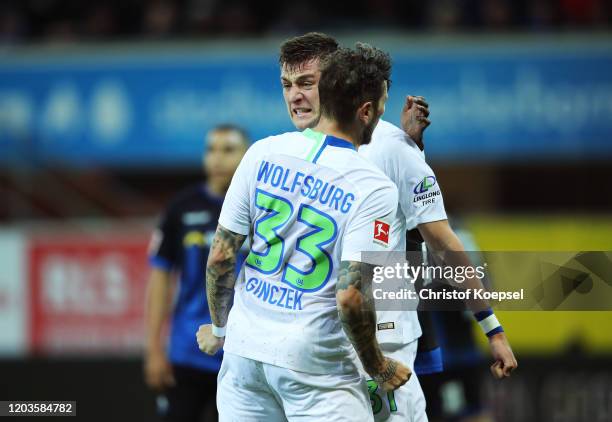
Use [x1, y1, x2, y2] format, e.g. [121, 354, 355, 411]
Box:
[41, 254, 129, 315]
[0, 92, 33, 136]
[91, 80, 132, 143]
[41, 82, 82, 136]
[0, 231, 27, 355]
[30, 235, 150, 355]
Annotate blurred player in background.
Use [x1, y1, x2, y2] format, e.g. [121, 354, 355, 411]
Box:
[418, 223, 495, 422]
[277, 32, 517, 421]
[144, 124, 249, 422]
[197, 45, 411, 421]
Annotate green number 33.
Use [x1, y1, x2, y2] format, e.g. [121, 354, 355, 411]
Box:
[246, 189, 338, 292]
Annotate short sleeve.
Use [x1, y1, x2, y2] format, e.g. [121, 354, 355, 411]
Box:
[148, 205, 180, 271]
[341, 183, 399, 262]
[218, 143, 259, 235]
[364, 120, 447, 228]
[398, 160, 447, 227]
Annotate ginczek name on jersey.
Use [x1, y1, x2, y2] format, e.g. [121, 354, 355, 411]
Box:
[246, 277, 304, 310]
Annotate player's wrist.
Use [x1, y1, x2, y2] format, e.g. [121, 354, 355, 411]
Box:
[363, 352, 387, 378]
[372, 358, 397, 385]
[145, 338, 166, 355]
[401, 127, 415, 141]
[212, 324, 226, 338]
[487, 331, 507, 342]
[473, 308, 504, 338]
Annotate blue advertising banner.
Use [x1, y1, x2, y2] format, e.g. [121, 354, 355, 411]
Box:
[1, 37, 611, 167]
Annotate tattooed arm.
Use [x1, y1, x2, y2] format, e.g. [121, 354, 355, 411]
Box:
[206, 224, 246, 327]
[336, 261, 384, 374]
[336, 260, 411, 391]
[198, 224, 246, 355]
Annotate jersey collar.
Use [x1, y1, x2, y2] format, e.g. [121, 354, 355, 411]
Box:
[201, 184, 225, 204]
[302, 128, 356, 151]
[325, 135, 356, 151]
[302, 129, 357, 164]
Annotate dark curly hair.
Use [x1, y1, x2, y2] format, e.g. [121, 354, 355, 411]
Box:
[279, 32, 339, 71]
[318, 43, 392, 130]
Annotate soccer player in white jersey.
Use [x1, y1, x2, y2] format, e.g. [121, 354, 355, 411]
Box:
[196, 46, 413, 422]
[277, 33, 518, 421]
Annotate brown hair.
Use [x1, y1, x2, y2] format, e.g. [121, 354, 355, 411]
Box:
[279, 32, 339, 70]
[319, 43, 392, 130]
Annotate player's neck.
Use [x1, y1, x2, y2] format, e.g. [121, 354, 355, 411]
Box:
[206, 178, 229, 197]
[313, 117, 359, 148]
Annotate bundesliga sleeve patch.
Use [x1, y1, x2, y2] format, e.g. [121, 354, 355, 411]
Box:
[373, 219, 390, 246]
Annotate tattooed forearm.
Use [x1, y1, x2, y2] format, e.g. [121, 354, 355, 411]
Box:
[206, 224, 246, 327]
[336, 260, 385, 376]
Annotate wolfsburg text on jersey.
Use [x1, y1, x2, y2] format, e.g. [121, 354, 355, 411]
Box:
[257, 160, 355, 214]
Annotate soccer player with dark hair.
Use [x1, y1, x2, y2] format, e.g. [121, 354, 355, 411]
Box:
[197, 45, 410, 422]
[277, 32, 517, 421]
[144, 124, 249, 422]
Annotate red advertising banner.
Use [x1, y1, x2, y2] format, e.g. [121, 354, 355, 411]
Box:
[29, 234, 150, 355]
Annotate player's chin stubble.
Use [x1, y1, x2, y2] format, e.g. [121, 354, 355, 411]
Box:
[299, 114, 320, 131]
[360, 121, 376, 146]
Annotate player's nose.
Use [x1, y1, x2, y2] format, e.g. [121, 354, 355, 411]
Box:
[289, 87, 305, 102]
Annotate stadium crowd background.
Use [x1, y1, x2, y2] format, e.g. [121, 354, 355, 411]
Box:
[0, 1, 611, 421]
[1, 0, 612, 43]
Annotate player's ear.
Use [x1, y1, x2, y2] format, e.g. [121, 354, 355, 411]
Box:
[357, 101, 374, 125]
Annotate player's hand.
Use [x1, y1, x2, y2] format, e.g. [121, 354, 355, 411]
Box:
[488, 331, 518, 379]
[196, 324, 224, 355]
[144, 349, 175, 390]
[373, 357, 412, 392]
[400, 95, 430, 146]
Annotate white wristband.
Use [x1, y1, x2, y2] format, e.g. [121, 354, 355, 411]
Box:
[212, 324, 226, 338]
[479, 314, 501, 335]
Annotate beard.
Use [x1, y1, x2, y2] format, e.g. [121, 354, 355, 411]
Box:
[359, 116, 378, 146]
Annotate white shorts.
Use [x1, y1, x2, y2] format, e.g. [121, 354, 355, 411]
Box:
[363, 340, 428, 422]
[217, 352, 374, 422]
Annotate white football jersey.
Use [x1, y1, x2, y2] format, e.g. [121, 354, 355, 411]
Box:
[359, 119, 449, 347]
[219, 129, 399, 375]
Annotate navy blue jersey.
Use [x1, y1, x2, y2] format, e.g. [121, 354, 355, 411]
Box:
[149, 184, 242, 372]
[407, 228, 444, 375]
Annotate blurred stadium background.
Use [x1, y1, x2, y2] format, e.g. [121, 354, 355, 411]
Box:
[1, 0, 611, 421]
